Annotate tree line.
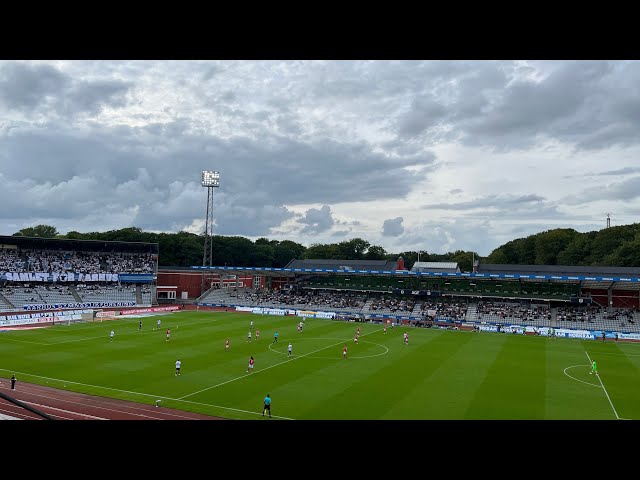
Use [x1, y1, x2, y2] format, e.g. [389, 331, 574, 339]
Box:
[484, 224, 640, 267]
[12, 222, 640, 270]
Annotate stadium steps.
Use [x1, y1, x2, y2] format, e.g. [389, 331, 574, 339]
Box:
[359, 299, 375, 314]
[196, 284, 219, 303]
[0, 291, 14, 309]
[550, 307, 558, 327]
[67, 285, 83, 302]
[466, 303, 477, 322]
[135, 285, 143, 304]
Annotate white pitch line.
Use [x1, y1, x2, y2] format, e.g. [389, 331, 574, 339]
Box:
[8, 316, 226, 346]
[0, 368, 288, 419]
[0, 336, 49, 345]
[563, 365, 602, 387]
[178, 328, 383, 400]
[585, 351, 621, 420]
[167, 397, 294, 420]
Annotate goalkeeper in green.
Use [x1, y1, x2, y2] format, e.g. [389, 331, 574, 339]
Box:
[590, 360, 598, 375]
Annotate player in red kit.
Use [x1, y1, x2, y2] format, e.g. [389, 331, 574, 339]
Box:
[256, 329, 260, 340]
[225, 338, 230, 351]
[247, 356, 255, 373]
[166, 328, 171, 341]
[343, 344, 348, 359]
[403, 331, 409, 345]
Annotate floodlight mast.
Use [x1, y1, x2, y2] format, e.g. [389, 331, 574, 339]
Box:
[201, 171, 220, 294]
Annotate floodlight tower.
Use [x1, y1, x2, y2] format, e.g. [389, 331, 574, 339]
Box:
[201, 171, 220, 294]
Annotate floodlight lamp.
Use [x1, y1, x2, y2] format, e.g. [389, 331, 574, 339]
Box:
[201, 171, 220, 187]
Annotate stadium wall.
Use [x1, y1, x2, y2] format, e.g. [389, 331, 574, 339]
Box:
[582, 288, 640, 309]
[157, 270, 254, 299]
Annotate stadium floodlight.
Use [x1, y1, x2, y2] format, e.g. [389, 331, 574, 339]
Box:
[201, 170, 220, 187]
[201, 170, 220, 295]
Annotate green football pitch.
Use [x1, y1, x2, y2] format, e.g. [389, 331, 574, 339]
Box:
[1, 310, 639, 420]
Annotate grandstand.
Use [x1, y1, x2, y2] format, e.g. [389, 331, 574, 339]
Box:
[0, 235, 158, 313]
[194, 257, 640, 335]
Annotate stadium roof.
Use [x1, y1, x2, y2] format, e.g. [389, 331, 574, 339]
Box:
[477, 263, 640, 289]
[285, 258, 399, 271]
[190, 261, 640, 289]
[412, 261, 459, 272]
[478, 263, 640, 276]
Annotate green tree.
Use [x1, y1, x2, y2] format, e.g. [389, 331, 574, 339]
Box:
[534, 229, 578, 265]
[586, 224, 640, 265]
[515, 235, 537, 265]
[64, 231, 87, 240]
[485, 248, 509, 264]
[13, 225, 59, 238]
[338, 238, 370, 260]
[249, 244, 275, 267]
[450, 250, 475, 272]
[557, 233, 596, 266]
[602, 234, 640, 267]
[274, 240, 306, 267]
[365, 245, 387, 260]
[303, 243, 341, 259]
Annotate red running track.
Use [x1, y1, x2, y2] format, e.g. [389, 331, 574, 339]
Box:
[0, 380, 225, 420]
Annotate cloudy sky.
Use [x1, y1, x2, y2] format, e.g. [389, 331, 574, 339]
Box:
[1, 60, 639, 256]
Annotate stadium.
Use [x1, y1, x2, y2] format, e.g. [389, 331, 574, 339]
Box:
[1, 228, 640, 420]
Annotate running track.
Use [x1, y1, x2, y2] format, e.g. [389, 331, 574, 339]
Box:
[0, 379, 225, 420]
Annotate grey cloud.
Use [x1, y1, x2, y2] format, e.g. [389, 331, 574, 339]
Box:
[396, 219, 603, 257]
[202, 65, 224, 81]
[423, 194, 546, 211]
[210, 136, 426, 205]
[298, 205, 334, 234]
[459, 61, 640, 150]
[390, 61, 640, 151]
[395, 223, 459, 254]
[0, 117, 431, 238]
[420, 193, 595, 224]
[457, 205, 593, 222]
[591, 167, 640, 176]
[468, 63, 605, 137]
[0, 63, 69, 110]
[211, 201, 294, 237]
[566, 166, 640, 178]
[3, 60, 640, 251]
[382, 217, 404, 237]
[574, 124, 640, 150]
[331, 230, 351, 237]
[563, 175, 640, 205]
[0, 62, 131, 117]
[397, 96, 447, 138]
[220, 91, 236, 103]
[62, 80, 131, 115]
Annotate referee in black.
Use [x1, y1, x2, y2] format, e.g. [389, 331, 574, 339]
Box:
[10, 374, 16, 390]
